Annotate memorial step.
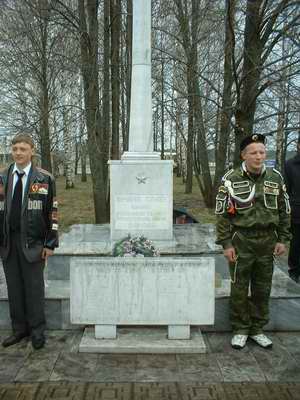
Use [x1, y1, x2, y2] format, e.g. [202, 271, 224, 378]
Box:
[1, 224, 299, 331]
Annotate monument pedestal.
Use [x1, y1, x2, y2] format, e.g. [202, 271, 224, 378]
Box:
[70, 257, 215, 353]
[109, 159, 173, 241]
[79, 327, 207, 353]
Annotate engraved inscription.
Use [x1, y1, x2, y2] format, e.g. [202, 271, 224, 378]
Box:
[114, 195, 169, 230]
[70, 258, 215, 325]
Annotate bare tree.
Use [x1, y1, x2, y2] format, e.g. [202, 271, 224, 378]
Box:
[78, 0, 109, 222]
[233, 0, 300, 163]
[214, 0, 236, 189]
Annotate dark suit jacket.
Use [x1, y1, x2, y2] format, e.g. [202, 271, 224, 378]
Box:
[285, 153, 300, 224]
[0, 163, 59, 262]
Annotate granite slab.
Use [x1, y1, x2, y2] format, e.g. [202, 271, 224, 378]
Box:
[0, 354, 28, 383]
[50, 352, 98, 382]
[94, 354, 137, 382]
[79, 327, 207, 353]
[216, 351, 266, 382]
[250, 335, 300, 382]
[176, 353, 223, 382]
[135, 353, 181, 382]
[15, 351, 60, 382]
[70, 257, 215, 326]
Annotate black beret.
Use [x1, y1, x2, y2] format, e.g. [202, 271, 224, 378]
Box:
[240, 134, 266, 152]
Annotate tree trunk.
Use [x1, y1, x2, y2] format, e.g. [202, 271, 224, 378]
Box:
[78, 0, 109, 223]
[275, 30, 289, 172]
[63, 99, 75, 189]
[81, 140, 87, 182]
[193, 78, 214, 207]
[175, 96, 184, 178]
[185, 65, 194, 194]
[39, 0, 52, 172]
[103, 0, 110, 155]
[74, 141, 79, 176]
[214, 0, 236, 188]
[39, 87, 52, 172]
[234, 0, 263, 161]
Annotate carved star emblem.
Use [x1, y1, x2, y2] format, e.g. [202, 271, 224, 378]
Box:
[136, 174, 148, 184]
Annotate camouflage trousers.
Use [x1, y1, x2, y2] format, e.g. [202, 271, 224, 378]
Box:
[229, 229, 277, 335]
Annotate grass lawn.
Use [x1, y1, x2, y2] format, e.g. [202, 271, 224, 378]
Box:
[57, 174, 216, 232]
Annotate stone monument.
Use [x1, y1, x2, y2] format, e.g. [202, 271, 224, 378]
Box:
[109, 0, 173, 242]
[69, 0, 215, 353]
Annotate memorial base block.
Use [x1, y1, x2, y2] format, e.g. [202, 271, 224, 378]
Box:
[79, 327, 207, 353]
[71, 257, 214, 353]
[109, 160, 173, 241]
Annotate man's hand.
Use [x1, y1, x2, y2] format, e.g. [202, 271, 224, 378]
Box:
[274, 242, 286, 256]
[223, 247, 237, 263]
[42, 248, 54, 260]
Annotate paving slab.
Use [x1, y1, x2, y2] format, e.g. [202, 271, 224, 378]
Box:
[215, 351, 266, 382]
[176, 353, 223, 382]
[15, 351, 60, 382]
[49, 352, 99, 382]
[250, 337, 300, 383]
[94, 354, 137, 382]
[0, 354, 28, 383]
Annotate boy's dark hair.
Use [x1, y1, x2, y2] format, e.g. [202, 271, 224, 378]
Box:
[11, 134, 34, 148]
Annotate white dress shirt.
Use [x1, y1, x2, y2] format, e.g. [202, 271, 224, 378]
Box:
[12, 163, 32, 202]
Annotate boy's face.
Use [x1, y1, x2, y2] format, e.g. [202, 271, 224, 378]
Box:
[241, 142, 266, 174]
[11, 141, 34, 169]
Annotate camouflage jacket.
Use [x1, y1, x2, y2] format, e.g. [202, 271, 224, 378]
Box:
[215, 162, 291, 249]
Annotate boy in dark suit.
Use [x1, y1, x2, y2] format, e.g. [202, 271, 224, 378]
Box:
[0, 134, 58, 349]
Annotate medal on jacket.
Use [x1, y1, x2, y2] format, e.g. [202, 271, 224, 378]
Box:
[227, 197, 236, 215]
[30, 183, 39, 193]
[30, 183, 48, 195]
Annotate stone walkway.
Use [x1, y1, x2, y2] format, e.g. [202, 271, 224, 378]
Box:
[1, 382, 300, 400]
[1, 330, 300, 399]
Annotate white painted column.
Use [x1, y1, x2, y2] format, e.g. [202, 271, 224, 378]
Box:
[122, 0, 159, 160]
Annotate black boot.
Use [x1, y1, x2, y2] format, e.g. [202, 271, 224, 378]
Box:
[2, 332, 29, 347]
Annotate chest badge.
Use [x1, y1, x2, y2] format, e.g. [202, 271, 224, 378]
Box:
[30, 183, 39, 193]
[30, 183, 48, 195]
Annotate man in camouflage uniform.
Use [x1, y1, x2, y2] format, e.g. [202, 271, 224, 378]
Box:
[215, 134, 290, 349]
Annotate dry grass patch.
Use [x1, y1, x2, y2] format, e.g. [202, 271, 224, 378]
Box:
[173, 176, 216, 224]
[56, 175, 95, 232]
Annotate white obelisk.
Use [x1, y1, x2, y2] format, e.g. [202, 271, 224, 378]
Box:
[122, 0, 159, 159]
[109, 0, 173, 241]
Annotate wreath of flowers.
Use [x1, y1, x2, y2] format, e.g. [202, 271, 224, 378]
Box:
[112, 235, 160, 257]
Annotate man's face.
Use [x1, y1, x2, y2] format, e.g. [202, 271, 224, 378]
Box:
[11, 141, 34, 169]
[241, 142, 266, 173]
